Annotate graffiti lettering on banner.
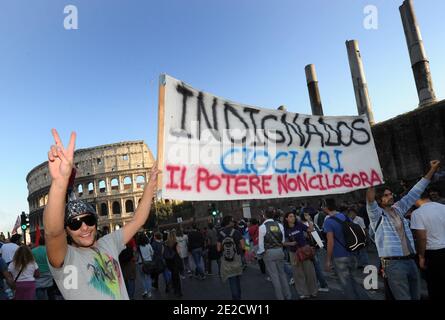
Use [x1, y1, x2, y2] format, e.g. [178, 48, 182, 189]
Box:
[159, 74, 383, 200]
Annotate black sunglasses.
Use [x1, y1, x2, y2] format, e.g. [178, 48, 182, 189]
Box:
[67, 215, 97, 231]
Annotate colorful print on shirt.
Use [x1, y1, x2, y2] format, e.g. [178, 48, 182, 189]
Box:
[87, 251, 122, 299]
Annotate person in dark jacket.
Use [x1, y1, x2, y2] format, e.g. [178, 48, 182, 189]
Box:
[151, 232, 171, 292]
[165, 229, 183, 297]
[119, 243, 136, 299]
[187, 224, 205, 279]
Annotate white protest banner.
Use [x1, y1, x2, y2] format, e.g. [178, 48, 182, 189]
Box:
[158, 74, 383, 201]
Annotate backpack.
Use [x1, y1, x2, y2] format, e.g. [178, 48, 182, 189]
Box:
[163, 244, 176, 260]
[264, 221, 283, 250]
[220, 229, 237, 262]
[330, 214, 367, 252]
[137, 245, 157, 275]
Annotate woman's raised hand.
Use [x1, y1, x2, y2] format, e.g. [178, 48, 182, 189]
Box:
[47, 128, 76, 182]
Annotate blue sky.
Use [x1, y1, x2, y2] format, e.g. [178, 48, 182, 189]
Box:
[0, 0, 444, 234]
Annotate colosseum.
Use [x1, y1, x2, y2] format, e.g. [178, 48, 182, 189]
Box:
[26, 141, 155, 238]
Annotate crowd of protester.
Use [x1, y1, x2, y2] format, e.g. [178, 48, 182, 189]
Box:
[1, 157, 444, 300]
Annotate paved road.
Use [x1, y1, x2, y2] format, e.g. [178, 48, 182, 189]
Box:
[133, 244, 426, 300]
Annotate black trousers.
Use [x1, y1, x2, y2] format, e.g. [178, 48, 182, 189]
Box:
[166, 259, 182, 295]
[425, 248, 445, 300]
[258, 258, 266, 274]
[207, 245, 221, 274]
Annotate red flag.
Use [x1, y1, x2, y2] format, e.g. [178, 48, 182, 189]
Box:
[11, 215, 20, 235]
[128, 237, 136, 250]
[35, 222, 41, 247]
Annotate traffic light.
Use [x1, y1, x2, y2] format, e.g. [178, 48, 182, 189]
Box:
[20, 212, 27, 231]
[212, 204, 217, 216]
[209, 203, 218, 216]
[210, 203, 221, 217]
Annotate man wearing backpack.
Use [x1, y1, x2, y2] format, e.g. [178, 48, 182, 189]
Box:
[217, 215, 245, 300]
[323, 198, 369, 299]
[258, 207, 292, 300]
[366, 160, 440, 300]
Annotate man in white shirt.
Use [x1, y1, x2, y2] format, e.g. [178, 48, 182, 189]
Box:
[258, 207, 291, 300]
[428, 187, 445, 205]
[0, 234, 21, 264]
[411, 189, 445, 300]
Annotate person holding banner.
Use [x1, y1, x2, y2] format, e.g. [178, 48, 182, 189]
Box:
[366, 160, 440, 300]
[43, 129, 159, 300]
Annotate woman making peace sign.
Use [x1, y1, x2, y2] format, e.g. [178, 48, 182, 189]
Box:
[44, 129, 159, 300]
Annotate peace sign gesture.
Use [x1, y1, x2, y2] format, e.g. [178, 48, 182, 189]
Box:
[148, 161, 160, 185]
[47, 129, 77, 182]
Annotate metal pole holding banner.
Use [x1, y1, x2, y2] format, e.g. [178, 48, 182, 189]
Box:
[156, 74, 166, 199]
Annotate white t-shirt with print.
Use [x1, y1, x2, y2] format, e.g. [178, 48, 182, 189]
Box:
[48, 228, 129, 300]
